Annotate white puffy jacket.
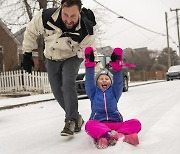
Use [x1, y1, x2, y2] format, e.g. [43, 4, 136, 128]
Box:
[23, 7, 98, 61]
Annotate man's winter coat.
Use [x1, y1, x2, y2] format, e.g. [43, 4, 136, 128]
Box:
[23, 7, 97, 61]
[85, 67, 124, 122]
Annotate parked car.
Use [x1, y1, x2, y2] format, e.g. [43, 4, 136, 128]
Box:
[166, 65, 180, 81]
[76, 54, 129, 95]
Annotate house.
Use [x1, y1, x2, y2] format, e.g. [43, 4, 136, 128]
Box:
[15, 27, 40, 71]
[0, 19, 19, 72]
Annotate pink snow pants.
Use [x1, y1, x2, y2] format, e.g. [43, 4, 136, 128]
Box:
[85, 119, 141, 139]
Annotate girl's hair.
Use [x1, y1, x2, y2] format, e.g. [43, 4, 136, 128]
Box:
[61, 0, 82, 10]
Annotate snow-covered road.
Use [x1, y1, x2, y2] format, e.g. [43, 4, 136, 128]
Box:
[0, 80, 180, 154]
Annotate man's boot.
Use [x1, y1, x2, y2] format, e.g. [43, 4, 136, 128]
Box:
[74, 114, 84, 132]
[61, 120, 75, 136]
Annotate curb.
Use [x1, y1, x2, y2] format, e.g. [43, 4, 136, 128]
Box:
[129, 80, 166, 87]
[0, 98, 55, 111]
[0, 80, 166, 111]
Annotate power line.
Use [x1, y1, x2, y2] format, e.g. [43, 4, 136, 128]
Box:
[104, 25, 135, 39]
[92, 0, 166, 36]
[169, 35, 178, 47]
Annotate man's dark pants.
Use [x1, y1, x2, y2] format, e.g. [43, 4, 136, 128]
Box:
[45, 56, 83, 121]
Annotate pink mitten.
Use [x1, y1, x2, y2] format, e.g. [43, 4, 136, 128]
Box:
[109, 48, 123, 71]
[110, 48, 136, 71]
[84, 46, 96, 68]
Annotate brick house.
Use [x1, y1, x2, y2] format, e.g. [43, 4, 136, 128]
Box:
[15, 27, 40, 71]
[0, 19, 20, 72]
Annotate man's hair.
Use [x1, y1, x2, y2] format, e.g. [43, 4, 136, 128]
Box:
[61, 0, 82, 10]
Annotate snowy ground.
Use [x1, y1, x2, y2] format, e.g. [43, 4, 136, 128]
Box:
[0, 80, 180, 154]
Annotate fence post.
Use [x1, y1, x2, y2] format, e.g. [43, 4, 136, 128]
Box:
[0, 72, 3, 92]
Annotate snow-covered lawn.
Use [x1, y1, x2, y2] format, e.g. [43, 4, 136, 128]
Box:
[0, 80, 180, 154]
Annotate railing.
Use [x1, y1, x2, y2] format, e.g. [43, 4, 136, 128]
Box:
[0, 70, 51, 94]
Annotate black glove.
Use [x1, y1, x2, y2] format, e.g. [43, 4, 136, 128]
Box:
[21, 52, 34, 73]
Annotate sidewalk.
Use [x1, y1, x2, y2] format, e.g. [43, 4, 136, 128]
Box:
[0, 80, 165, 110]
[129, 80, 165, 87]
[0, 93, 55, 110]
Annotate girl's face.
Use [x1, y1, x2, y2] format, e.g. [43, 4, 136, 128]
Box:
[97, 74, 111, 91]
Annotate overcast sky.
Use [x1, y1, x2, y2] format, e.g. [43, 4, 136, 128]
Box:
[0, 0, 179, 52]
[83, 0, 180, 52]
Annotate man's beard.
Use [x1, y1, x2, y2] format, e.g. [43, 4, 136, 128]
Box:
[65, 21, 74, 29]
[63, 21, 79, 30]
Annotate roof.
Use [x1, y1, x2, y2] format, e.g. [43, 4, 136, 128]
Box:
[0, 18, 20, 45]
[14, 27, 26, 44]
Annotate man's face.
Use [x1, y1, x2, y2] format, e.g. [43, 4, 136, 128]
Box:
[97, 74, 111, 91]
[61, 5, 80, 29]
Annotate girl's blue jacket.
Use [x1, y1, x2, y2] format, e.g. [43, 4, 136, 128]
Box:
[85, 67, 124, 122]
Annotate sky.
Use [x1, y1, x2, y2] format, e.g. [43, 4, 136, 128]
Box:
[0, 0, 179, 53]
[0, 80, 180, 154]
[82, 0, 180, 53]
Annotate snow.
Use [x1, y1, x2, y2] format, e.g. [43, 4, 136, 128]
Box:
[0, 80, 180, 154]
[0, 93, 54, 107]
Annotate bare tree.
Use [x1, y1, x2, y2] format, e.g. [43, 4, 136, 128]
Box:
[0, 0, 56, 71]
[157, 47, 180, 70]
[124, 48, 159, 71]
[0, 0, 109, 71]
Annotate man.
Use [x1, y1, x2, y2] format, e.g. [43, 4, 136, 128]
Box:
[22, 0, 98, 136]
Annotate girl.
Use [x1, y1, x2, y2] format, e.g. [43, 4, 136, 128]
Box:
[84, 47, 141, 149]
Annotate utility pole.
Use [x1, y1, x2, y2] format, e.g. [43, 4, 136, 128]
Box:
[170, 8, 180, 56]
[165, 12, 171, 68]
